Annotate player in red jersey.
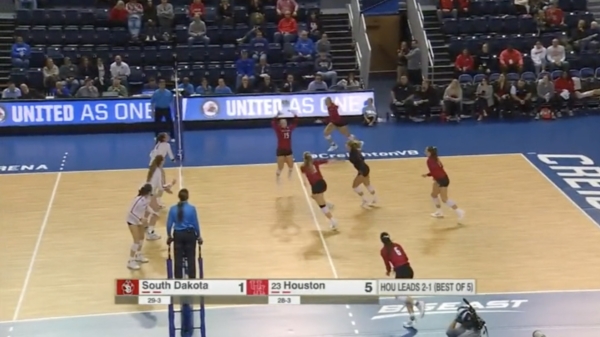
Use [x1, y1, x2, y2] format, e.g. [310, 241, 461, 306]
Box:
[421, 146, 465, 221]
[299, 152, 338, 230]
[272, 110, 298, 183]
[323, 97, 363, 152]
[380, 232, 425, 328]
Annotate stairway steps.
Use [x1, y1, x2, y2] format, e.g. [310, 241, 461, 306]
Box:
[420, 10, 454, 85]
[0, 18, 14, 87]
[320, 13, 357, 80]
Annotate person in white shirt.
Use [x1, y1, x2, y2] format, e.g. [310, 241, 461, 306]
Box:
[110, 55, 131, 84]
[150, 132, 176, 165]
[546, 39, 567, 70]
[530, 41, 547, 75]
[126, 183, 154, 270]
[146, 155, 176, 240]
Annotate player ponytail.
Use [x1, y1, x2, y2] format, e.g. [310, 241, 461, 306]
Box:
[302, 152, 313, 168]
[347, 140, 361, 151]
[147, 155, 164, 182]
[426, 146, 438, 160]
[156, 132, 167, 144]
[138, 183, 152, 196]
[380, 232, 394, 256]
[177, 188, 189, 222]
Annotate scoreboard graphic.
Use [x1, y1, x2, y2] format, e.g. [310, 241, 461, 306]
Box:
[114, 279, 477, 306]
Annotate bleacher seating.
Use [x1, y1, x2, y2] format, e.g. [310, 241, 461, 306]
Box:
[12, 0, 322, 92]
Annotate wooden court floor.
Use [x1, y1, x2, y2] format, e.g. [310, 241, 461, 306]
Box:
[2, 154, 600, 321]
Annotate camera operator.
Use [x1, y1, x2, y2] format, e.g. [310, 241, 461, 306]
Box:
[446, 305, 483, 337]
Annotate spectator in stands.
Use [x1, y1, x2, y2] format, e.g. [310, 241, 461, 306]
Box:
[157, 0, 175, 41]
[43, 58, 59, 89]
[476, 43, 493, 75]
[79, 56, 98, 85]
[336, 72, 361, 90]
[294, 31, 315, 61]
[390, 76, 414, 119]
[544, 3, 564, 28]
[308, 12, 322, 39]
[20, 84, 42, 99]
[59, 57, 81, 95]
[276, 11, 298, 44]
[281, 74, 298, 92]
[218, 0, 234, 25]
[475, 77, 493, 121]
[143, 0, 158, 41]
[107, 78, 129, 97]
[307, 74, 328, 91]
[52, 81, 71, 98]
[96, 57, 107, 89]
[406, 40, 422, 85]
[236, 76, 253, 94]
[276, 0, 298, 17]
[571, 19, 595, 52]
[499, 45, 523, 73]
[536, 73, 556, 119]
[510, 79, 533, 117]
[397, 41, 409, 79]
[443, 79, 462, 121]
[258, 75, 277, 92]
[437, 0, 457, 21]
[76, 78, 100, 98]
[315, 53, 337, 84]
[236, 50, 255, 87]
[316, 33, 331, 55]
[189, 0, 205, 18]
[195, 77, 213, 94]
[178, 77, 195, 95]
[11, 36, 30, 68]
[546, 39, 567, 70]
[214, 77, 233, 94]
[144, 77, 159, 90]
[125, 0, 144, 41]
[412, 79, 436, 121]
[110, 1, 128, 26]
[248, 0, 264, 25]
[588, 21, 600, 50]
[553, 71, 575, 116]
[456, 0, 468, 16]
[188, 14, 210, 45]
[454, 49, 475, 76]
[514, 0, 530, 14]
[530, 41, 547, 75]
[250, 30, 268, 60]
[363, 98, 377, 126]
[493, 73, 512, 115]
[110, 55, 131, 84]
[2, 82, 21, 99]
[255, 56, 270, 83]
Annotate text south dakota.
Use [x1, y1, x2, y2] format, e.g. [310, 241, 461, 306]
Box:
[142, 281, 209, 290]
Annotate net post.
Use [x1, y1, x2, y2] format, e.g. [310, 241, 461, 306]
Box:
[166, 245, 175, 337]
[198, 245, 206, 337]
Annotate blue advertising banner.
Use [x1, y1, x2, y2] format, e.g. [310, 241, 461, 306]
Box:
[0, 91, 374, 127]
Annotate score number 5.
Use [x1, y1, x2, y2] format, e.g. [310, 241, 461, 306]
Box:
[365, 282, 373, 293]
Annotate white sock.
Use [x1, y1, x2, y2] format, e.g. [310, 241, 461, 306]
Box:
[445, 200, 456, 208]
[130, 243, 138, 259]
[137, 241, 144, 253]
[348, 134, 356, 140]
[320, 206, 330, 215]
[366, 185, 376, 194]
[147, 226, 155, 234]
[432, 197, 441, 209]
[276, 169, 281, 176]
[353, 187, 367, 201]
[325, 135, 335, 145]
[288, 168, 293, 177]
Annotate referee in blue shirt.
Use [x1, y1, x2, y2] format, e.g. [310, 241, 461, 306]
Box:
[150, 79, 175, 140]
[166, 189, 202, 279]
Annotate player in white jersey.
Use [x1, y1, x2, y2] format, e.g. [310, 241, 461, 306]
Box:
[149, 132, 176, 165]
[146, 155, 176, 240]
[126, 184, 154, 270]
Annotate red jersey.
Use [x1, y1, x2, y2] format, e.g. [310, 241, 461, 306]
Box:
[426, 157, 447, 179]
[272, 116, 298, 150]
[380, 243, 409, 273]
[327, 104, 343, 124]
[301, 160, 327, 185]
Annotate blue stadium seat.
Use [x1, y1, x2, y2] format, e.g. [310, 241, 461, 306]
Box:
[79, 45, 93, 59]
[503, 16, 519, 34]
[519, 16, 537, 33]
[80, 26, 95, 44]
[481, 0, 497, 15]
[176, 45, 190, 63]
[270, 63, 284, 80]
[15, 26, 30, 40]
[222, 63, 236, 82]
[31, 10, 47, 26]
[64, 9, 80, 26]
[47, 26, 63, 45]
[31, 26, 47, 45]
[144, 65, 159, 79]
[489, 73, 500, 82]
[570, 69, 581, 78]
[177, 65, 193, 79]
[129, 66, 144, 85]
[521, 72, 536, 82]
[191, 64, 205, 83]
[551, 70, 563, 80]
[233, 6, 247, 23]
[47, 9, 64, 26]
[159, 66, 174, 81]
[458, 74, 473, 84]
[80, 9, 95, 24]
[16, 10, 31, 26]
[472, 17, 488, 34]
[459, 18, 475, 35]
[143, 46, 158, 65]
[30, 47, 45, 68]
[62, 46, 78, 60]
[64, 26, 80, 44]
[222, 44, 237, 62]
[506, 72, 519, 82]
[175, 25, 187, 44]
[127, 46, 142, 62]
[95, 46, 110, 60]
[111, 27, 129, 45]
[572, 0, 587, 11]
[469, 1, 485, 16]
[96, 27, 111, 45]
[27, 68, 44, 88]
[207, 63, 221, 83]
[10, 68, 27, 85]
[109, 47, 126, 61]
[207, 45, 221, 62]
[94, 9, 110, 25]
[264, 6, 277, 22]
[442, 19, 458, 35]
[204, 7, 218, 23]
[46, 46, 63, 60]
[473, 74, 485, 83]
[580, 67, 594, 79]
[158, 45, 174, 64]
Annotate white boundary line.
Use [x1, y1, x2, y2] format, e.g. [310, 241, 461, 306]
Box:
[519, 153, 600, 227]
[2, 288, 600, 325]
[0, 153, 521, 177]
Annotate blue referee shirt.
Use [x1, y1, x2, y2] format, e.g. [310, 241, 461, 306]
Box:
[166, 202, 201, 237]
[151, 88, 174, 109]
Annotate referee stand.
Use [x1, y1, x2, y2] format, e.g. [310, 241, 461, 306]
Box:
[167, 243, 206, 337]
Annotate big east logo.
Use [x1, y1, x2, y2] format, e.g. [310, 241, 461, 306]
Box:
[372, 299, 528, 320]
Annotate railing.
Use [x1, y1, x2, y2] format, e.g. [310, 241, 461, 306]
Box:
[348, 1, 372, 87]
[406, 0, 434, 81]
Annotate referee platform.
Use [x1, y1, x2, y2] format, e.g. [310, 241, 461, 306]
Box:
[1, 118, 600, 337]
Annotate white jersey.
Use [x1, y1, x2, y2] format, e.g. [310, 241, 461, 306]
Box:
[149, 142, 175, 165]
[147, 167, 166, 193]
[126, 195, 151, 224]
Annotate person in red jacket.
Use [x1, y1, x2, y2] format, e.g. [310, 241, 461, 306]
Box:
[553, 71, 575, 116]
[436, 0, 457, 21]
[109, 1, 128, 25]
[455, 49, 474, 75]
[499, 45, 523, 73]
[275, 11, 297, 44]
[456, 0, 469, 15]
[189, 0, 205, 18]
[544, 3, 564, 28]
